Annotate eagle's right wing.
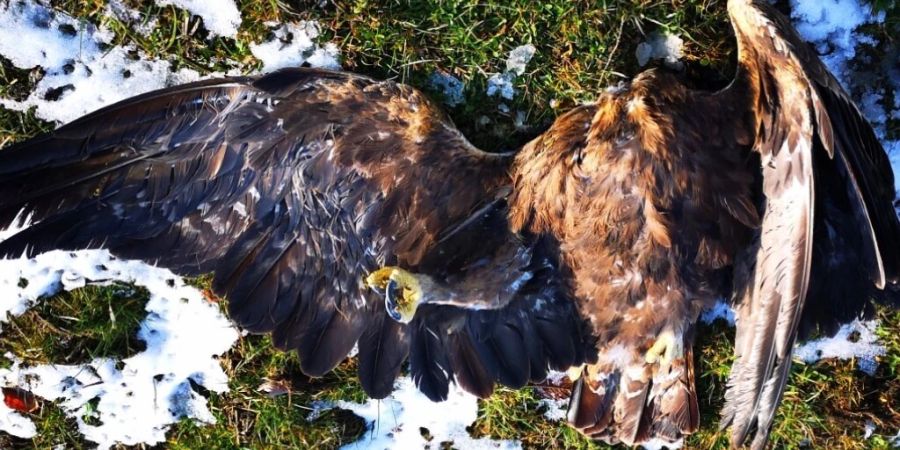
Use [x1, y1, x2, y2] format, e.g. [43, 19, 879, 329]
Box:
[0, 68, 590, 400]
[721, 1, 900, 448]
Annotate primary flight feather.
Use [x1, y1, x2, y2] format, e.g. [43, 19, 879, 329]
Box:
[0, 1, 897, 448]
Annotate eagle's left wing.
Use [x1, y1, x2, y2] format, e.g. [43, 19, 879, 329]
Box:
[0, 68, 590, 401]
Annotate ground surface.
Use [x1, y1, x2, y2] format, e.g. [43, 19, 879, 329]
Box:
[0, 0, 899, 449]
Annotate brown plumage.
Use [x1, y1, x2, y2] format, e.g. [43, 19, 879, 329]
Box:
[0, 1, 896, 448]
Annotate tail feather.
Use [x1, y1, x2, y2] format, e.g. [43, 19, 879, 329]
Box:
[567, 332, 698, 446]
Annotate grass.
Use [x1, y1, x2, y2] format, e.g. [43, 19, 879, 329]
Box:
[0, 0, 898, 448]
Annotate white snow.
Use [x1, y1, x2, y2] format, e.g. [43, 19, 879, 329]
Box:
[635, 32, 684, 69]
[0, 250, 239, 447]
[793, 319, 885, 375]
[641, 438, 683, 450]
[429, 71, 465, 107]
[0, 0, 201, 125]
[155, 0, 241, 38]
[250, 21, 341, 73]
[790, 0, 900, 192]
[699, 300, 736, 325]
[320, 377, 521, 450]
[487, 44, 536, 100]
[537, 398, 568, 422]
[864, 420, 875, 439]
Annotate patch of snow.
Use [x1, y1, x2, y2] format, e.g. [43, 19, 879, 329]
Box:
[0, 0, 201, 125]
[793, 319, 885, 375]
[544, 370, 567, 386]
[635, 32, 684, 69]
[699, 300, 736, 325]
[864, 420, 875, 439]
[487, 73, 516, 100]
[505, 44, 536, 76]
[790, 0, 900, 194]
[155, 0, 241, 38]
[890, 429, 900, 447]
[250, 21, 340, 73]
[0, 250, 239, 447]
[641, 438, 683, 450]
[318, 377, 521, 450]
[790, 0, 881, 79]
[487, 44, 536, 100]
[429, 71, 465, 107]
[537, 398, 568, 422]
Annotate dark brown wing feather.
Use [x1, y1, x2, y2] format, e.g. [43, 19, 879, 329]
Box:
[721, 1, 900, 448]
[0, 67, 589, 400]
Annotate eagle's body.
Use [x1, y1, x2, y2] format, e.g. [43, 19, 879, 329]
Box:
[510, 72, 758, 442]
[0, 1, 897, 448]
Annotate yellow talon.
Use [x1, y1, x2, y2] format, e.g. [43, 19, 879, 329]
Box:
[365, 266, 424, 323]
[645, 328, 681, 366]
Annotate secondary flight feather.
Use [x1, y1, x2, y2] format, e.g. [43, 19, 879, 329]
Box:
[0, 1, 896, 448]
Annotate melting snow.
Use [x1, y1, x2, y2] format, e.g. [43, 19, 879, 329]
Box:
[699, 300, 736, 325]
[250, 21, 341, 73]
[640, 438, 683, 450]
[321, 377, 521, 450]
[155, 0, 241, 38]
[793, 319, 885, 375]
[537, 398, 568, 422]
[429, 71, 465, 107]
[790, 0, 900, 192]
[487, 44, 536, 100]
[0, 250, 239, 447]
[635, 32, 684, 69]
[0, 0, 201, 125]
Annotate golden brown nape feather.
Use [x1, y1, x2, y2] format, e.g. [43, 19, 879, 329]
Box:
[510, 0, 899, 448]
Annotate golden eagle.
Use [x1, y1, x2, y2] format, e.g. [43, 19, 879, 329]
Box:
[0, 0, 896, 448]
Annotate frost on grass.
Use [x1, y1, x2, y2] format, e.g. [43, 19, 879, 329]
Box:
[317, 377, 521, 450]
[0, 0, 201, 125]
[487, 44, 536, 100]
[793, 319, 885, 375]
[429, 71, 465, 107]
[0, 250, 239, 448]
[155, 0, 241, 38]
[250, 22, 341, 73]
[635, 32, 684, 70]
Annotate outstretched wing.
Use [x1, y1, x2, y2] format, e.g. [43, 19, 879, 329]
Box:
[721, 1, 900, 448]
[0, 68, 588, 399]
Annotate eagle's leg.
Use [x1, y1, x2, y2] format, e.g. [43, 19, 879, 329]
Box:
[365, 266, 423, 323]
[644, 326, 683, 367]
